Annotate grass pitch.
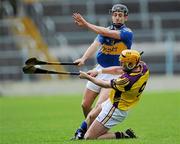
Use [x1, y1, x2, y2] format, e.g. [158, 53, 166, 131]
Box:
[0, 91, 180, 144]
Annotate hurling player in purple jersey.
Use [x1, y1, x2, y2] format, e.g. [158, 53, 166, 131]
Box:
[72, 50, 149, 140]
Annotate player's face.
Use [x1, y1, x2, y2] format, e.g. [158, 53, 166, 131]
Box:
[120, 61, 134, 72]
[112, 12, 127, 24]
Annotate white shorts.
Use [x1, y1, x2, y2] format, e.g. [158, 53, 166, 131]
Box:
[96, 99, 128, 129]
[86, 65, 119, 93]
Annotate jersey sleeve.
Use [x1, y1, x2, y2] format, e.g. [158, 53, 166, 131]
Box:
[119, 28, 133, 43]
[95, 34, 104, 44]
[110, 77, 130, 92]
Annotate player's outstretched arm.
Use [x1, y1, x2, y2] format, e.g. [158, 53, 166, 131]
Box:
[101, 66, 124, 75]
[79, 71, 111, 88]
[87, 66, 123, 77]
[73, 41, 100, 66]
[72, 13, 120, 39]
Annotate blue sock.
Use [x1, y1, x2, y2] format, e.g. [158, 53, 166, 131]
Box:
[80, 121, 87, 132]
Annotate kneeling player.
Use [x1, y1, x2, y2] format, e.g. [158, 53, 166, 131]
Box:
[72, 49, 150, 140]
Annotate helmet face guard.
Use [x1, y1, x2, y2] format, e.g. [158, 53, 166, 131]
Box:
[119, 50, 141, 72]
[109, 4, 128, 16]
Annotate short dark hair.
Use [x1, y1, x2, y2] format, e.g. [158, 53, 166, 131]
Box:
[110, 4, 128, 16]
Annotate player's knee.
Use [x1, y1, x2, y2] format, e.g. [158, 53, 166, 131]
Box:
[87, 111, 96, 123]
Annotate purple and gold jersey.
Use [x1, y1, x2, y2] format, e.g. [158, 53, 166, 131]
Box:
[96, 24, 133, 68]
[109, 61, 149, 111]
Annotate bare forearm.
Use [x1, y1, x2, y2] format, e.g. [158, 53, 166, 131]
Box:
[101, 66, 123, 75]
[86, 23, 108, 35]
[86, 23, 120, 39]
[72, 13, 120, 39]
[82, 41, 99, 60]
[87, 76, 111, 88]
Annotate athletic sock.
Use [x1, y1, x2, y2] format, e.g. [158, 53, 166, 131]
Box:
[80, 121, 87, 132]
[115, 132, 128, 139]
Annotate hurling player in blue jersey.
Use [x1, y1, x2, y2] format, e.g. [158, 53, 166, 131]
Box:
[73, 4, 133, 117]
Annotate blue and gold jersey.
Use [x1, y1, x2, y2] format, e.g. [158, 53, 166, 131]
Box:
[96, 24, 133, 67]
[109, 61, 149, 111]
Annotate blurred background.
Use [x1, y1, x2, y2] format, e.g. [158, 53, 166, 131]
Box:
[0, 0, 180, 96]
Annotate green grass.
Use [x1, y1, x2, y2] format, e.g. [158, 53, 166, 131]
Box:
[0, 91, 180, 144]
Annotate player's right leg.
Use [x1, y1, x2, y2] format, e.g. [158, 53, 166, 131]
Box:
[82, 74, 102, 117]
[82, 64, 106, 117]
[81, 88, 98, 117]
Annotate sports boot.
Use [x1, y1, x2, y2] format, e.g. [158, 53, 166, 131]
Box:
[71, 128, 85, 140]
[125, 128, 137, 138]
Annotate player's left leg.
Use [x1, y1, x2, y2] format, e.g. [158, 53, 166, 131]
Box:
[84, 121, 137, 139]
[84, 119, 109, 139]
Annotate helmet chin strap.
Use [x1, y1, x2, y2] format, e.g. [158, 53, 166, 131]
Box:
[123, 67, 132, 73]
